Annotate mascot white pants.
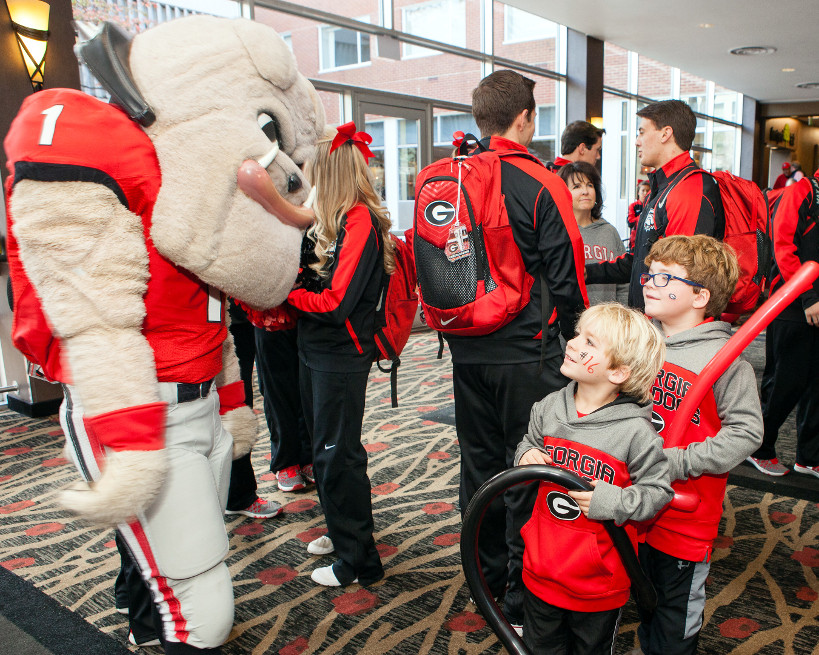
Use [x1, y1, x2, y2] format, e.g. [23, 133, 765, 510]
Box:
[62, 383, 235, 649]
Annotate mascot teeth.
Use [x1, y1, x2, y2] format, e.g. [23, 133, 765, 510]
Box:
[257, 142, 280, 169]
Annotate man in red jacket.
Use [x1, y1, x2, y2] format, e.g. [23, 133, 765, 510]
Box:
[748, 171, 819, 477]
[585, 100, 724, 310]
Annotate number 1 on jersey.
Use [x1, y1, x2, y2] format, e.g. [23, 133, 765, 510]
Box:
[39, 105, 64, 146]
[207, 285, 224, 323]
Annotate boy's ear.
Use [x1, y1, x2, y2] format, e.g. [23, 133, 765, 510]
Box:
[607, 365, 631, 386]
[692, 287, 710, 310]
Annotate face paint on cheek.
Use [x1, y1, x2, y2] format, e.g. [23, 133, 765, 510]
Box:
[669, 293, 676, 300]
[585, 355, 599, 374]
[579, 352, 588, 360]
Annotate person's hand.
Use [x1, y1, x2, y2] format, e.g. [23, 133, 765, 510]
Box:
[518, 448, 553, 466]
[805, 300, 819, 327]
[568, 479, 598, 516]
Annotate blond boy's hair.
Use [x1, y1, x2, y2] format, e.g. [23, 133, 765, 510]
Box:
[576, 303, 665, 404]
[644, 234, 740, 318]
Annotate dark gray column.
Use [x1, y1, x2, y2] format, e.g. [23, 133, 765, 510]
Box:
[739, 96, 760, 183]
[566, 28, 604, 124]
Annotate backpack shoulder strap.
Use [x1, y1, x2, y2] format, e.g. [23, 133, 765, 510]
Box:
[653, 165, 710, 239]
[808, 176, 819, 220]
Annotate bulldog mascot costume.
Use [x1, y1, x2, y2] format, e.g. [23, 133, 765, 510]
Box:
[4, 16, 324, 653]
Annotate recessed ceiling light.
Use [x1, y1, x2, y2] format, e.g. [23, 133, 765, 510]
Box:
[729, 46, 777, 56]
[699, 23, 713, 28]
[795, 82, 819, 89]
[782, 68, 796, 72]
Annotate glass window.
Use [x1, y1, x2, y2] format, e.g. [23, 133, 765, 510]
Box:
[284, 1, 384, 24]
[637, 54, 672, 100]
[713, 84, 742, 123]
[502, 5, 557, 44]
[495, 2, 561, 74]
[538, 105, 556, 137]
[712, 127, 738, 173]
[320, 21, 371, 71]
[436, 112, 479, 144]
[680, 72, 707, 114]
[256, 6, 482, 105]
[317, 90, 345, 127]
[400, 0, 466, 58]
[604, 42, 629, 91]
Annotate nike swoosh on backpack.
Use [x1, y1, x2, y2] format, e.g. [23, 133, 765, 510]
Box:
[440, 316, 457, 325]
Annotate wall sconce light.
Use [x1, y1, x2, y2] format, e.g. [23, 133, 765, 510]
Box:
[590, 116, 604, 129]
[7, 0, 51, 92]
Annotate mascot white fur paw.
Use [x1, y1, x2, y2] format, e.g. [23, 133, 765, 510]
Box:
[4, 16, 323, 652]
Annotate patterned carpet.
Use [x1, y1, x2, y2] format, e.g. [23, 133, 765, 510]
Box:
[0, 330, 817, 654]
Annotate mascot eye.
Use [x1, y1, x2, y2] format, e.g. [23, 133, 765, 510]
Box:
[257, 113, 280, 143]
[287, 173, 302, 193]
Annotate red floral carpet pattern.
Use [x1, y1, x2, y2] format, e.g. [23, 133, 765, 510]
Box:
[0, 331, 817, 654]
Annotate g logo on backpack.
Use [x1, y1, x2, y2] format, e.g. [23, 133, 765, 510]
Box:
[546, 491, 581, 521]
[424, 200, 456, 226]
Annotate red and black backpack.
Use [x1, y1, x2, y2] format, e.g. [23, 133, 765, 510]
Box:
[658, 169, 771, 316]
[373, 229, 418, 407]
[412, 135, 539, 335]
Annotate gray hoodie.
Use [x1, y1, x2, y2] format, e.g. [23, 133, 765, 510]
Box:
[579, 219, 629, 306]
[652, 319, 763, 483]
[515, 384, 672, 525]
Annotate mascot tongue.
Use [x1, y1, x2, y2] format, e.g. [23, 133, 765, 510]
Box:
[238, 159, 315, 229]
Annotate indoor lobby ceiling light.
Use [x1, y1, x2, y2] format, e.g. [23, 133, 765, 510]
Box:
[729, 46, 777, 56]
[782, 68, 796, 72]
[6, 0, 51, 91]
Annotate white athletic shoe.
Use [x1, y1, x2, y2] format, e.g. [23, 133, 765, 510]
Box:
[311, 564, 357, 587]
[307, 535, 335, 555]
[128, 630, 161, 647]
[794, 463, 819, 479]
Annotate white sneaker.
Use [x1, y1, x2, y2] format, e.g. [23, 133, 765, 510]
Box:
[307, 535, 335, 555]
[128, 631, 161, 647]
[794, 463, 819, 479]
[311, 564, 357, 587]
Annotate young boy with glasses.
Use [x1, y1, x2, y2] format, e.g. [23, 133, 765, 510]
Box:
[637, 234, 762, 655]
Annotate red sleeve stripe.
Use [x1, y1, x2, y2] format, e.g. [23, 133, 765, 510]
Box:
[345, 318, 364, 354]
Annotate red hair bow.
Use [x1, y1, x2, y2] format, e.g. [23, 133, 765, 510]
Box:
[452, 131, 465, 148]
[330, 122, 375, 162]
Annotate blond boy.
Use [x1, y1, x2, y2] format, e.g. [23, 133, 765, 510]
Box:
[514, 303, 672, 654]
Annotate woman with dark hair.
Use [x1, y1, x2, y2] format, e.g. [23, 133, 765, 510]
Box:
[558, 162, 627, 305]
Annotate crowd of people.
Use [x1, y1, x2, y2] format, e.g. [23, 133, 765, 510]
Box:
[23, 67, 815, 654]
[180, 70, 816, 655]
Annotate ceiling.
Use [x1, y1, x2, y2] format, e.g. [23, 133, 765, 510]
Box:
[507, 0, 819, 107]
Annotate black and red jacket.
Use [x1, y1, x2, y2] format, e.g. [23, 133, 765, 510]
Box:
[287, 204, 383, 372]
[444, 136, 588, 365]
[768, 173, 819, 323]
[586, 152, 725, 310]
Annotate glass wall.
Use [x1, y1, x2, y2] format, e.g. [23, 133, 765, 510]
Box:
[602, 43, 743, 239]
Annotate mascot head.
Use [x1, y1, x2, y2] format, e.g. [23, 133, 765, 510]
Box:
[80, 16, 325, 309]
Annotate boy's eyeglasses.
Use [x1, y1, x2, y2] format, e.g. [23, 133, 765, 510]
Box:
[640, 272, 702, 289]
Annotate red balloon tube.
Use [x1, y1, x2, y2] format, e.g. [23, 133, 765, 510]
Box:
[664, 261, 819, 449]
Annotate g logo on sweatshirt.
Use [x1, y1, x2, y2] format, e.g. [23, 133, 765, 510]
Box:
[424, 200, 456, 226]
[546, 491, 581, 521]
